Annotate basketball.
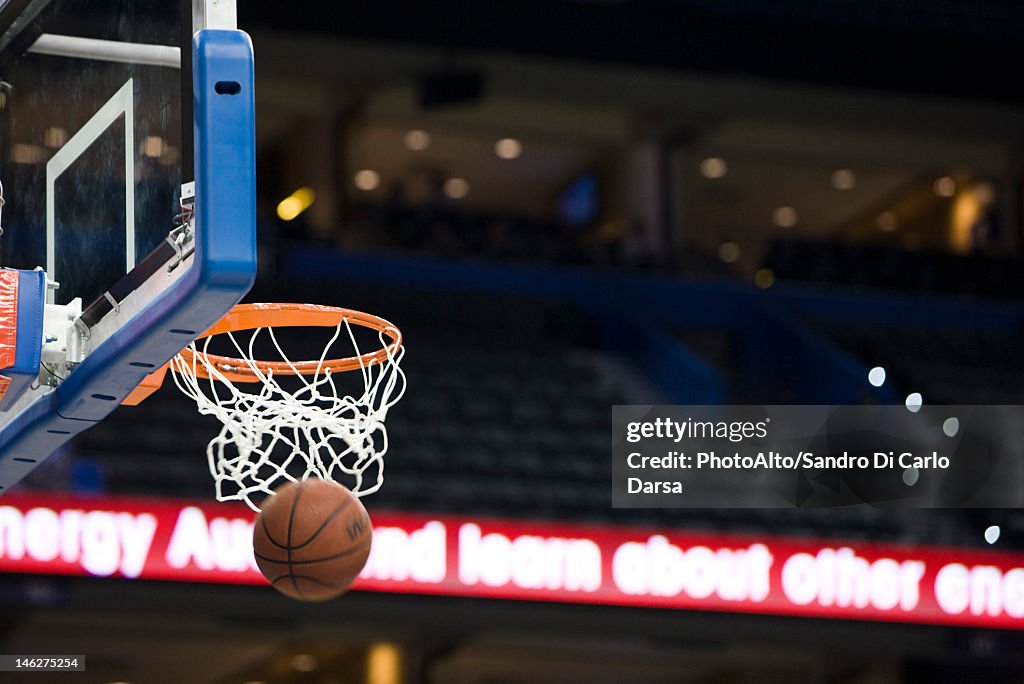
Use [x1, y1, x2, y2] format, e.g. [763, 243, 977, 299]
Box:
[252, 479, 373, 602]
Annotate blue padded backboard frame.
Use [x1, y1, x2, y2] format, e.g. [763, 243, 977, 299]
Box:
[0, 29, 257, 491]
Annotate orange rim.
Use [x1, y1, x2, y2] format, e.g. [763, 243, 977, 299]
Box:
[176, 303, 402, 383]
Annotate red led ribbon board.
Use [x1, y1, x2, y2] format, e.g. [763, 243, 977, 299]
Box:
[1, 492, 1023, 629]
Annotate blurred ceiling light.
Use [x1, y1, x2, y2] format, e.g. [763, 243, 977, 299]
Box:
[942, 417, 959, 437]
[934, 176, 956, 197]
[354, 169, 381, 191]
[831, 169, 856, 190]
[404, 129, 431, 151]
[902, 467, 919, 486]
[495, 137, 522, 160]
[276, 186, 316, 221]
[699, 157, 728, 179]
[367, 643, 402, 684]
[717, 242, 740, 263]
[771, 206, 798, 228]
[868, 366, 886, 387]
[276, 199, 303, 222]
[875, 211, 898, 232]
[444, 177, 469, 199]
[754, 268, 775, 289]
[290, 654, 319, 672]
[985, 525, 1001, 544]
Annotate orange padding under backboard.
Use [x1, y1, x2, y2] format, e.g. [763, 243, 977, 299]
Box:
[121, 364, 169, 406]
[0, 269, 18, 371]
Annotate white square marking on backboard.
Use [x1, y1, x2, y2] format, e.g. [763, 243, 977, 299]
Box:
[45, 78, 134, 305]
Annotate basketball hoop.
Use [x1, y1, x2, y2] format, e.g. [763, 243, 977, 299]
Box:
[169, 303, 406, 512]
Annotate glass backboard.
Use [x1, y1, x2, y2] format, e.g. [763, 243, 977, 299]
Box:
[0, 0, 188, 307]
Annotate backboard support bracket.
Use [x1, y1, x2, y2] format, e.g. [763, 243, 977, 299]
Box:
[193, 0, 236, 31]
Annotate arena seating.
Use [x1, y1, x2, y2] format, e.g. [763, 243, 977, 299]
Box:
[349, 200, 629, 267]
[23, 259, 987, 549]
[765, 238, 1024, 299]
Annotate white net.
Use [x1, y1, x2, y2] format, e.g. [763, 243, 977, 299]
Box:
[169, 316, 405, 512]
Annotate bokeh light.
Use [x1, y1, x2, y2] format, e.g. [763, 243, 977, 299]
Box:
[905, 392, 923, 413]
[404, 129, 431, 151]
[276, 186, 316, 221]
[754, 268, 775, 289]
[354, 169, 381, 191]
[772, 206, 798, 228]
[718, 242, 740, 263]
[290, 654, 318, 672]
[495, 138, 523, 159]
[875, 212, 898, 232]
[831, 169, 856, 190]
[700, 157, 728, 179]
[934, 176, 956, 197]
[444, 177, 470, 199]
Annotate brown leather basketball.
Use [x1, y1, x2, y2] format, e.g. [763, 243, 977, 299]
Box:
[252, 479, 372, 601]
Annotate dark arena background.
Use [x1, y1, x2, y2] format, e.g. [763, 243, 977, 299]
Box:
[6, 1, 1024, 682]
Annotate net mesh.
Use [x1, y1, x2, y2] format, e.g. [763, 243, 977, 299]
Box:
[169, 317, 405, 511]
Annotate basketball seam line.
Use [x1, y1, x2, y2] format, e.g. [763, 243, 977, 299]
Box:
[289, 494, 354, 550]
[256, 487, 355, 552]
[260, 516, 285, 548]
[269, 573, 337, 589]
[253, 535, 371, 565]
